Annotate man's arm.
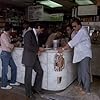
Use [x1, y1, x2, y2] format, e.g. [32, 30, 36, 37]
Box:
[57, 43, 71, 53]
[1, 34, 14, 50]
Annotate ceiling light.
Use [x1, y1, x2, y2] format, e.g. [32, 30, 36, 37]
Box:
[75, 0, 94, 5]
[38, 0, 63, 8]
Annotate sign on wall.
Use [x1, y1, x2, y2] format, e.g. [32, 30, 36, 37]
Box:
[28, 5, 44, 21]
[43, 13, 64, 21]
[49, 13, 64, 21]
[78, 5, 97, 16]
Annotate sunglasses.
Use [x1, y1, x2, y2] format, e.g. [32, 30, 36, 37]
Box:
[66, 29, 70, 31]
[72, 26, 76, 28]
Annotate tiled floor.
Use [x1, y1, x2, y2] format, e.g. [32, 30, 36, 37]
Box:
[0, 76, 100, 100]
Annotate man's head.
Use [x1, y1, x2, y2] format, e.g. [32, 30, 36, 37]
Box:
[23, 21, 30, 29]
[55, 28, 63, 38]
[4, 23, 13, 33]
[35, 23, 45, 35]
[71, 18, 82, 32]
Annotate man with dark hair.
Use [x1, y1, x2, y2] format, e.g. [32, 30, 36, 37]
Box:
[0, 23, 20, 90]
[22, 23, 45, 98]
[22, 21, 32, 45]
[22, 20, 32, 37]
[58, 18, 92, 94]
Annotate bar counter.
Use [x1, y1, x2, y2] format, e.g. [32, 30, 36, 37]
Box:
[0, 47, 77, 91]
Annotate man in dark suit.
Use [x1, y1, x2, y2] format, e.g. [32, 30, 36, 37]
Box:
[22, 23, 45, 98]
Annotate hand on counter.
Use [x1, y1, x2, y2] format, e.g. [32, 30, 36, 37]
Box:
[10, 44, 15, 51]
[38, 47, 46, 56]
[12, 41, 22, 47]
[39, 47, 46, 52]
[57, 44, 71, 53]
[57, 47, 64, 53]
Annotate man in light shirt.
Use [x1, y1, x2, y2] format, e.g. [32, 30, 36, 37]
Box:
[0, 23, 20, 90]
[58, 18, 92, 94]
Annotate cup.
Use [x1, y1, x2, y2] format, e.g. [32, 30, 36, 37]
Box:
[53, 40, 59, 49]
[45, 45, 48, 48]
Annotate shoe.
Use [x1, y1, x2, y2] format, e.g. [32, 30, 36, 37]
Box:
[80, 90, 86, 95]
[32, 89, 44, 95]
[1, 85, 12, 89]
[75, 85, 82, 91]
[26, 95, 32, 98]
[87, 92, 91, 95]
[86, 91, 91, 95]
[26, 94, 36, 99]
[10, 82, 20, 86]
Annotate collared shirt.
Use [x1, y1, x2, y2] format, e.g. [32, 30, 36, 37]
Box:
[1, 31, 14, 52]
[33, 28, 38, 42]
[68, 26, 92, 63]
[22, 27, 32, 37]
[71, 31, 77, 39]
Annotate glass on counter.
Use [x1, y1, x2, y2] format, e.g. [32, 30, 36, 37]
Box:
[53, 40, 59, 50]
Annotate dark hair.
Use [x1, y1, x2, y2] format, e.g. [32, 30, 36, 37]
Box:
[55, 28, 63, 33]
[66, 24, 73, 29]
[35, 23, 45, 29]
[71, 18, 82, 26]
[4, 23, 13, 31]
[23, 20, 29, 25]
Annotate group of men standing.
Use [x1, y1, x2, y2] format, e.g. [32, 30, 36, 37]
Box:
[0, 18, 92, 99]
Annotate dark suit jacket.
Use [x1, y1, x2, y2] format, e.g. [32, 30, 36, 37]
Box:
[22, 30, 39, 66]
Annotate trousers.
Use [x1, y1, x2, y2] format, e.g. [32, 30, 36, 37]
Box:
[24, 56, 43, 96]
[0, 51, 17, 87]
[77, 57, 91, 92]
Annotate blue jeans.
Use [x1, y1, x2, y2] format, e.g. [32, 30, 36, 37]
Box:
[0, 51, 17, 87]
